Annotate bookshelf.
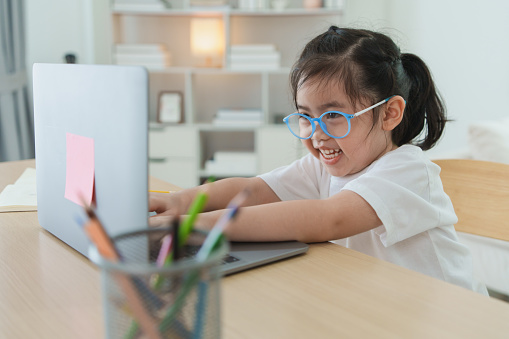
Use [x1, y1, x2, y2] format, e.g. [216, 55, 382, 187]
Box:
[109, 1, 344, 187]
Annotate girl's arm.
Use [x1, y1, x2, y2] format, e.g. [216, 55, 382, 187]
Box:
[196, 189, 382, 243]
[149, 177, 281, 217]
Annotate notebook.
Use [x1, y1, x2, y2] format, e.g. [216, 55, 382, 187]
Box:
[33, 63, 308, 275]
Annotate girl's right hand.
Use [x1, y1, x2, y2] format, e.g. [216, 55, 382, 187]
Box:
[149, 192, 186, 218]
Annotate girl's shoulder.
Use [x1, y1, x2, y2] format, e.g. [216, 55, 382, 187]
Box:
[375, 144, 433, 168]
[365, 144, 439, 183]
[346, 145, 444, 205]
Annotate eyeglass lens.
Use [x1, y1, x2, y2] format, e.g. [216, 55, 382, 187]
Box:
[286, 113, 349, 138]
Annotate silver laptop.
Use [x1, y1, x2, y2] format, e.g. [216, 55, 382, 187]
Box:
[33, 63, 308, 275]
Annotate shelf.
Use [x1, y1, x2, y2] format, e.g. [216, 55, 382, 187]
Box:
[150, 122, 287, 131]
[117, 3, 342, 186]
[147, 66, 291, 74]
[196, 123, 263, 131]
[199, 169, 256, 177]
[229, 8, 343, 16]
[112, 6, 343, 17]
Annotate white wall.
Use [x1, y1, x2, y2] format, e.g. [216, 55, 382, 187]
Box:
[24, 0, 509, 157]
[388, 0, 509, 157]
[341, 0, 509, 157]
[24, 0, 110, 103]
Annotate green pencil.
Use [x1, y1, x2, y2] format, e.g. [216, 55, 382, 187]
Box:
[179, 190, 208, 247]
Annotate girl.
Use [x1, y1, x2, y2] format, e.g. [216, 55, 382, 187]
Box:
[150, 26, 487, 294]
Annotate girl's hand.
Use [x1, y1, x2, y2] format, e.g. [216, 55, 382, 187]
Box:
[149, 192, 187, 217]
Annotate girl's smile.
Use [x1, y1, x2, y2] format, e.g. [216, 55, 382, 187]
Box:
[319, 147, 342, 163]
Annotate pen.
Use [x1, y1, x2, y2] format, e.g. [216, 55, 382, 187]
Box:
[172, 218, 180, 260]
[82, 206, 120, 261]
[150, 222, 176, 291]
[81, 205, 162, 339]
[178, 190, 208, 247]
[156, 234, 173, 268]
[196, 189, 250, 261]
[159, 190, 250, 333]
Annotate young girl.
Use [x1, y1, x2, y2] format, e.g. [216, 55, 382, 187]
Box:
[150, 26, 487, 294]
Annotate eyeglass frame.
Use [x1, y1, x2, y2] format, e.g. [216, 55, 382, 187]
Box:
[283, 96, 394, 140]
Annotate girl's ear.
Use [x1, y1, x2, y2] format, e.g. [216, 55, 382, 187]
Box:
[382, 95, 405, 131]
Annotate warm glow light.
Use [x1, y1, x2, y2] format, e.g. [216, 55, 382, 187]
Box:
[190, 18, 225, 67]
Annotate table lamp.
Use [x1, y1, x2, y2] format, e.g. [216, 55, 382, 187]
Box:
[190, 17, 225, 68]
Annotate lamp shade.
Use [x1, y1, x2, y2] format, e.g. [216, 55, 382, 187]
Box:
[190, 17, 225, 67]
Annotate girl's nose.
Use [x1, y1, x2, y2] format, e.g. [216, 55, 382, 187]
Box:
[311, 121, 329, 140]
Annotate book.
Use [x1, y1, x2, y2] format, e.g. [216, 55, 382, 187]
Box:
[115, 43, 167, 54]
[229, 53, 280, 64]
[237, 0, 267, 10]
[229, 63, 280, 71]
[113, 3, 166, 11]
[212, 119, 263, 126]
[230, 44, 276, 54]
[214, 151, 257, 163]
[0, 168, 37, 213]
[115, 53, 171, 65]
[216, 108, 263, 120]
[205, 151, 257, 176]
[114, 62, 169, 70]
[214, 108, 263, 125]
[190, 0, 229, 6]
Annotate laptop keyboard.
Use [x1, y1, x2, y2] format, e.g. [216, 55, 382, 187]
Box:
[184, 245, 240, 265]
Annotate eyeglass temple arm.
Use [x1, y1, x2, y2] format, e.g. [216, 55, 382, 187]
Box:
[352, 96, 395, 117]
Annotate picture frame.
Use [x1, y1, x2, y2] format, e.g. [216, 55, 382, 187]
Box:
[157, 91, 183, 124]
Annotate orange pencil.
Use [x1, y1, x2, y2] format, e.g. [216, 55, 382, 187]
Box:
[81, 205, 162, 339]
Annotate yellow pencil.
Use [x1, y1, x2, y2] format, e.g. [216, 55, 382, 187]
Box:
[149, 190, 171, 193]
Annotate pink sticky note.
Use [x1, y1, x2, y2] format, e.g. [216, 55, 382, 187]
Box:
[64, 133, 95, 207]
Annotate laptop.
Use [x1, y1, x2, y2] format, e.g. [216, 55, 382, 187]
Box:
[33, 63, 308, 275]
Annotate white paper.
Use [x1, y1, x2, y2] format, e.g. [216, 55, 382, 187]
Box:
[0, 168, 37, 212]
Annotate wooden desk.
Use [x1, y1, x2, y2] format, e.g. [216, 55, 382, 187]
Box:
[1, 159, 509, 338]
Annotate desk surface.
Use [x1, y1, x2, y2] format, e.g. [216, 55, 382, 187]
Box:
[2, 159, 509, 339]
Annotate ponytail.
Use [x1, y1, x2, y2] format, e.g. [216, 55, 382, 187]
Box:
[394, 53, 447, 150]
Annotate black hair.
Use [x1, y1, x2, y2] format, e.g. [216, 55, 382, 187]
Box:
[290, 26, 447, 150]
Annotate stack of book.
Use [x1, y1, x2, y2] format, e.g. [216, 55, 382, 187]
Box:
[212, 108, 263, 126]
[237, 0, 267, 10]
[112, 0, 166, 11]
[114, 44, 171, 70]
[190, 0, 229, 7]
[229, 44, 281, 71]
[205, 151, 257, 176]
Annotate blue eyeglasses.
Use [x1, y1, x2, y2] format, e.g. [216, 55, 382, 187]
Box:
[283, 97, 393, 139]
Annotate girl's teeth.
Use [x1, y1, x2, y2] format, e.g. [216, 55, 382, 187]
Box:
[321, 149, 342, 159]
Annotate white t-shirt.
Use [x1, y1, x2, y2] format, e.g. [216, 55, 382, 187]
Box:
[258, 145, 488, 294]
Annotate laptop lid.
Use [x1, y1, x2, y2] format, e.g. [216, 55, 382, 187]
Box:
[33, 63, 149, 256]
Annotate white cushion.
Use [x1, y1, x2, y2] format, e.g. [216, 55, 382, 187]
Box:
[457, 232, 509, 296]
[468, 118, 509, 164]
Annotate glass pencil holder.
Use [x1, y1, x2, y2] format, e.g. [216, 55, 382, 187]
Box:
[89, 227, 229, 339]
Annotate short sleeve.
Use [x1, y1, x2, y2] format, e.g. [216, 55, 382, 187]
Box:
[258, 153, 328, 201]
[342, 146, 458, 247]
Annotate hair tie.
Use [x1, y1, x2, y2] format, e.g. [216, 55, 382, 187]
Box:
[391, 57, 401, 66]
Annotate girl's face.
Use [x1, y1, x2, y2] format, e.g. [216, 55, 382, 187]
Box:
[296, 80, 397, 177]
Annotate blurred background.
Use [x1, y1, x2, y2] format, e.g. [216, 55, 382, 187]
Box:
[2, 0, 508, 165]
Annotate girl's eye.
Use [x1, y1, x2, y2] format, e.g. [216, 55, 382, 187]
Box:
[325, 112, 341, 119]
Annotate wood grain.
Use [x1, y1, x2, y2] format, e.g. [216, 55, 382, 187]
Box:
[434, 159, 509, 241]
